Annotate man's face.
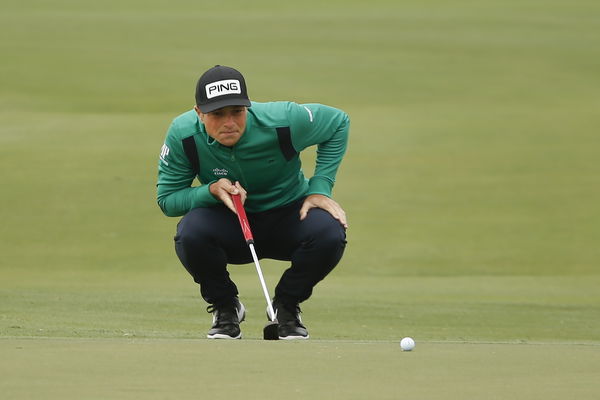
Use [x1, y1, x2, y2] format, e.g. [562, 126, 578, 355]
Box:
[196, 105, 247, 147]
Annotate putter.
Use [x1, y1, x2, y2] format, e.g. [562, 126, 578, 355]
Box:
[231, 193, 279, 340]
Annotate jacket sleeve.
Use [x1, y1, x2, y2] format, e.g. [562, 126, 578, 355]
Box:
[287, 102, 350, 197]
[156, 122, 219, 217]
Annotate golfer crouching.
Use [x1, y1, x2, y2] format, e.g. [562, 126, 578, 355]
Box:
[157, 65, 349, 340]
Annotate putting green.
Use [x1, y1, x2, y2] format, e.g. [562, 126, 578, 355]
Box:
[2, 338, 598, 400]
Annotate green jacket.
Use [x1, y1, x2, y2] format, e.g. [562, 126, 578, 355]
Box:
[157, 101, 350, 216]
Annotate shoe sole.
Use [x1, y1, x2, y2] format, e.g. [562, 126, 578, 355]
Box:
[278, 334, 309, 340]
[207, 333, 242, 339]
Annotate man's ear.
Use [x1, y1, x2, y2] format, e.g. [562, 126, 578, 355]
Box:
[194, 105, 204, 122]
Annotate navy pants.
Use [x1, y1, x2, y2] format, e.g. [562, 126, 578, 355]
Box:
[174, 198, 347, 305]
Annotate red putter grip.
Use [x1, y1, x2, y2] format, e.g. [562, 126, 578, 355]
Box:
[231, 193, 254, 244]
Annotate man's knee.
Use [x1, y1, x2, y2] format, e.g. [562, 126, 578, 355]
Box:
[175, 212, 209, 246]
[303, 209, 347, 250]
[176, 207, 233, 238]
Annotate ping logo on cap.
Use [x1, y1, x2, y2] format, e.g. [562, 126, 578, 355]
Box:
[205, 79, 241, 99]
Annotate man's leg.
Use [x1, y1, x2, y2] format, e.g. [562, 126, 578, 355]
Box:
[174, 205, 251, 304]
[174, 205, 251, 339]
[277, 208, 346, 303]
[250, 201, 347, 338]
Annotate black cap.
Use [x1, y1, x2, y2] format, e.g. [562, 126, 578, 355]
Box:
[195, 65, 251, 113]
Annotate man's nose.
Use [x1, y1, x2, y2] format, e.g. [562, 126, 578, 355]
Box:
[223, 113, 235, 125]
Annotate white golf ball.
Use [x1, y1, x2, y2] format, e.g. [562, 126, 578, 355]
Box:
[400, 337, 415, 351]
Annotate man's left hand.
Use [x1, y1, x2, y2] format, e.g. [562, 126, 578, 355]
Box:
[299, 194, 348, 229]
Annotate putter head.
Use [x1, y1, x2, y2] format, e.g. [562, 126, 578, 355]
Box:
[263, 320, 279, 340]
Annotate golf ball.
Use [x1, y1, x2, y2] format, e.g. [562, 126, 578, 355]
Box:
[400, 337, 415, 351]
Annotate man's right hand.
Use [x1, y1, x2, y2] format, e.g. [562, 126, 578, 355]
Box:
[209, 179, 247, 214]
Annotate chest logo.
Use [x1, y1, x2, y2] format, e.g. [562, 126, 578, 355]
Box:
[212, 168, 229, 176]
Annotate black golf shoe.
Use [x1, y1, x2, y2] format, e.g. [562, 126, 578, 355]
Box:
[206, 297, 246, 339]
[273, 299, 309, 340]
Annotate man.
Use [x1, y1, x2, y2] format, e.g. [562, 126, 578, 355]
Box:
[157, 65, 349, 340]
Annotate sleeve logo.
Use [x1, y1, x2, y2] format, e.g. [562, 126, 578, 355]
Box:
[159, 144, 170, 165]
[303, 106, 314, 122]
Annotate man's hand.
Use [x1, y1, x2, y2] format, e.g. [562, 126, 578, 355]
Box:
[209, 179, 247, 213]
[299, 194, 348, 229]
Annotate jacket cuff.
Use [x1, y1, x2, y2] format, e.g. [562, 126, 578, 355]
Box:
[306, 176, 334, 197]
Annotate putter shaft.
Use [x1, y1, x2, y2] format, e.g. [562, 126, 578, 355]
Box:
[231, 193, 277, 323]
[248, 243, 276, 321]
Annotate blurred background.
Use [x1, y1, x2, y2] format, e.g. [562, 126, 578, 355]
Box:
[1, 0, 599, 342]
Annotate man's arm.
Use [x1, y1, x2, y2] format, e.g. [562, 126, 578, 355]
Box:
[287, 102, 350, 198]
[156, 123, 219, 217]
[286, 102, 350, 227]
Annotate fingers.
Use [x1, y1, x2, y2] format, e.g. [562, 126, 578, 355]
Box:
[300, 195, 348, 229]
[210, 179, 246, 213]
[299, 202, 309, 221]
[333, 206, 348, 229]
[234, 181, 247, 204]
[327, 201, 348, 229]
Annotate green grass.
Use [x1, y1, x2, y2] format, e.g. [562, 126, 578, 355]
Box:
[1, 339, 599, 400]
[1, 0, 600, 398]
[2, 269, 600, 343]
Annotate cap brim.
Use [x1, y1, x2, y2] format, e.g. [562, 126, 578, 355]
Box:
[198, 98, 252, 113]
